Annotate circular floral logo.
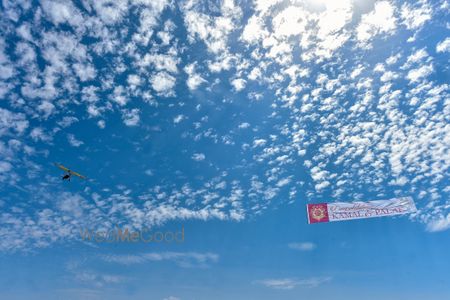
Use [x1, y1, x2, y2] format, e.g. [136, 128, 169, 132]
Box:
[311, 206, 326, 221]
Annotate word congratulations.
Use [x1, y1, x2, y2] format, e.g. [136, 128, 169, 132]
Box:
[80, 226, 185, 243]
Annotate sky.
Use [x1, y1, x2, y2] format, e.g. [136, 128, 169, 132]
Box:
[0, 0, 449, 299]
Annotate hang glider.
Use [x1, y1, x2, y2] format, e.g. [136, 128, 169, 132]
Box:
[54, 163, 87, 181]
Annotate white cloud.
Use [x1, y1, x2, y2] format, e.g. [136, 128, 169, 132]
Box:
[40, 0, 84, 28]
[426, 215, 450, 232]
[256, 278, 298, 290]
[90, 0, 130, 25]
[0, 108, 29, 136]
[73, 63, 96, 82]
[315, 180, 330, 191]
[288, 242, 316, 251]
[356, 1, 396, 47]
[192, 153, 205, 161]
[400, 2, 432, 30]
[173, 114, 185, 124]
[272, 6, 309, 38]
[405, 48, 429, 66]
[0, 63, 14, 80]
[380, 71, 398, 82]
[37, 101, 55, 119]
[254, 0, 283, 13]
[102, 252, 219, 268]
[238, 122, 250, 129]
[58, 116, 79, 128]
[436, 37, 450, 53]
[184, 63, 206, 90]
[386, 53, 401, 65]
[67, 263, 125, 289]
[150, 71, 176, 96]
[253, 139, 267, 148]
[256, 277, 331, 290]
[16, 24, 33, 42]
[127, 74, 141, 88]
[157, 20, 175, 45]
[0, 185, 242, 252]
[122, 109, 140, 126]
[407, 64, 433, 83]
[111, 86, 128, 106]
[142, 53, 179, 74]
[350, 65, 364, 79]
[317, 1, 353, 38]
[186, 73, 206, 90]
[97, 120, 106, 129]
[0, 161, 12, 173]
[241, 15, 268, 43]
[276, 177, 291, 187]
[183, 0, 241, 55]
[30, 127, 52, 142]
[231, 78, 246, 91]
[67, 134, 84, 147]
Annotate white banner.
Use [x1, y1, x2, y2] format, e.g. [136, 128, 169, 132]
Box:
[307, 197, 417, 224]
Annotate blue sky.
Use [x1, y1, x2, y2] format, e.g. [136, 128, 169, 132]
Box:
[0, 0, 449, 299]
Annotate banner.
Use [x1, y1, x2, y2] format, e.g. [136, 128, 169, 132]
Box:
[307, 197, 417, 224]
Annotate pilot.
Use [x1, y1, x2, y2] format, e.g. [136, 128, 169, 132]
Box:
[62, 171, 71, 181]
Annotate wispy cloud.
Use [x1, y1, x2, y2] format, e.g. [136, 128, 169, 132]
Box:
[255, 276, 331, 290]
[288, 242, 316, 251]
[67, 133, 84, 147]
[101, 252, 219, 268]
[426, 215, 450, 232]
[192, 153, 206, 161]
[66, 259, 126, 288]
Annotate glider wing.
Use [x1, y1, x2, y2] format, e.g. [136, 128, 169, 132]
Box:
[71, 171, 87, 179]
[54, 163, 87, 179]
[55, 163, 70, 172]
